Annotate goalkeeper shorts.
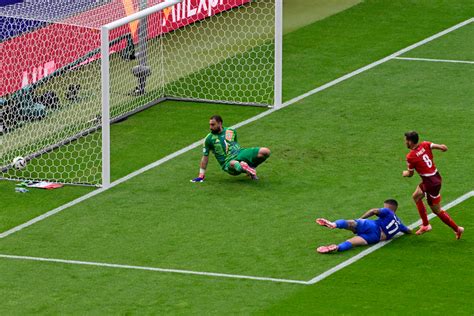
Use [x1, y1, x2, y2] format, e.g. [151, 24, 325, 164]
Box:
[223, 147, 261, 176]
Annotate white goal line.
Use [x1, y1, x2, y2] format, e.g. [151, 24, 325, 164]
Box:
[0, 18, 472, 240]
[0, 190, 472, 285]
[394, 56, 474, 64]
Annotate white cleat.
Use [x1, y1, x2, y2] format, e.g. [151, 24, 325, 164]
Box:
[455, 226, 464, 240]
[416, 224, 432, 235]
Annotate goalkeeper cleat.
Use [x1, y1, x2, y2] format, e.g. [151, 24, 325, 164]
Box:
[247, 173, 259, 181]
[239, 161, 257, 177]
[455, 226, 464, 240]
[316, 218, 336, 229]
[415, 224, 432, 235]
[317, 244, 338, 254]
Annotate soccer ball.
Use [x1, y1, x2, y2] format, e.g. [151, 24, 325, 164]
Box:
[12, 156, 27, 170]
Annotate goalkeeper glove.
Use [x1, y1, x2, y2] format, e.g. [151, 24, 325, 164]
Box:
[190, 170, 205, 183]
[190, 176, 205, 183]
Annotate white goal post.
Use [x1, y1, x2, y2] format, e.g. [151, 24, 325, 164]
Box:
[0, 0, 282, 187]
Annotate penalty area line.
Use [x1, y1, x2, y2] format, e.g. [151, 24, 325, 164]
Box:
[394, 57, 474, 64]
[0, 254, 308, 285]
[0, 18, 472, 239]
[306, 190, 474, 285]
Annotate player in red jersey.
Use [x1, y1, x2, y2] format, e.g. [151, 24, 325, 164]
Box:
[402, 131, 464, 239]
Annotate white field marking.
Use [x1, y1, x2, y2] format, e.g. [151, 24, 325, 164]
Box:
[0, 191, 472, 285]
[280, 18, 473, 107]
[1, 18, 472, 239]
[394, 56, 474, 64]
[306, 190, 474, 285]
[0, 254, 308, 285]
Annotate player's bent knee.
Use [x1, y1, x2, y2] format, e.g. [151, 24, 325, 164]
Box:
[429, 203, 441, 213]
[348, 236, 368, 247]
[347, 220, 357, 229]
[431, 208, 440, 214]
[430, 196, 441, 206]
[412, 192, 423, 201]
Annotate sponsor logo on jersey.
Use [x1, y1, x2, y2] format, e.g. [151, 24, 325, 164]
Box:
[225, 130, 234, 141]
[162, 0, 249, 26]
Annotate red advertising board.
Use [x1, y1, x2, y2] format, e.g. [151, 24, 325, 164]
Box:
[158, 0, 251, 35]
[0, 24, 99, 97]
[0, 0, 250, 97]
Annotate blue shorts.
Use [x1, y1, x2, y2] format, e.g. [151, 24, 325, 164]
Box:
[355, 219, 381, 244]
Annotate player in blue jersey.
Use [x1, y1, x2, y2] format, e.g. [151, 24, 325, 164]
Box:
[315, 199, 412, 253]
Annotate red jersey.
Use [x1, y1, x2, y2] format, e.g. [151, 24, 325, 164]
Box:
[406, 141, 438, 177]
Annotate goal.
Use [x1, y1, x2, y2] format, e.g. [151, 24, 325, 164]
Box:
[0, 0, 282, 187]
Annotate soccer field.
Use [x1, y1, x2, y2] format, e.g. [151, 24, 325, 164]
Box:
[1, 1, 474, 314]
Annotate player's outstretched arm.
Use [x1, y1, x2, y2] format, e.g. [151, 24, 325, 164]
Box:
[431, 143, 448, 152]
[191, 156, 209, 182]
[402, 169, 414, 177]
[360, 208, 380, 219]
[400, 224, 412, 234]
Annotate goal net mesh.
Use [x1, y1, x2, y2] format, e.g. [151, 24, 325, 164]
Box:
[0, 0, 276, 185]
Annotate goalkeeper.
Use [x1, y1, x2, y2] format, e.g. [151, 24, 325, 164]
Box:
[191, 115, 271, 182]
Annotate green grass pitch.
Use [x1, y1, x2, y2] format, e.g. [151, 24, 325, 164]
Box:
[0, 0, 473, 314]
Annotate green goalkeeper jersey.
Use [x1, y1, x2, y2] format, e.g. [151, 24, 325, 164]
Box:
[203, 127, 240, 168]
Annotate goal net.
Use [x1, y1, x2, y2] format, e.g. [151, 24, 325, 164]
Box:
[0, 0, 282, 186]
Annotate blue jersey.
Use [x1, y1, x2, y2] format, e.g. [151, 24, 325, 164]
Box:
[375, 208, 409, 240]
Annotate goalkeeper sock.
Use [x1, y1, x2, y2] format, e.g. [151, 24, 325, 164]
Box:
[233, 162, 243, 173]
[337, 241, 352, 252]
[335, 220, 348, 229]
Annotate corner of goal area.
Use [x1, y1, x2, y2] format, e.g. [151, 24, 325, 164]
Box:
[0, 251, 311, 285]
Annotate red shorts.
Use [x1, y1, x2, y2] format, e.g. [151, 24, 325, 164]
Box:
[419, 173, 442, 206]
